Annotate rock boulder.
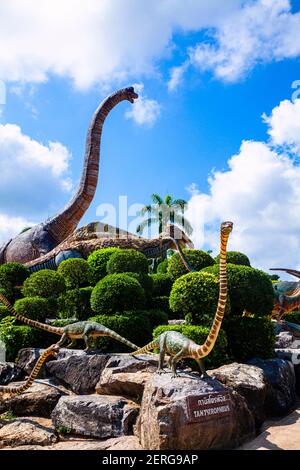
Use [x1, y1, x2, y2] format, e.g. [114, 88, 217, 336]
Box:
[0, 417, 57, 448]
[0, 362, 23, 385]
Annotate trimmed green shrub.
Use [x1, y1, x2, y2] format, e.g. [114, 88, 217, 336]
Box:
[88, 312, 152, 352]
[203, 264, 274, 317]
[14, 297, 53, 322]
[122, 272, 154, 298]
[58, 287, 93, 320]
[0, 306, 9, 321]
[170, 272, 219, 326]
[224, 317, 275, 362]
[153, 324, 229, 369]
[0, 283, 15, 303]
[150, 296, 174, 317]
[151, 273, 172, 297]
[87, 247, 121, 284]
[167, 249, 215, 281]
[214, 251, 251, 267]
[22, 270, 66, 299]
[107, 249, 149, 275]
[57, 258, 90, 289]
[147, 309, 169, 330]
[157, 259, 169, 274]
[90, 274, 145, 315]
[285, 311, 300, 325]
[0, 262, 30, 286]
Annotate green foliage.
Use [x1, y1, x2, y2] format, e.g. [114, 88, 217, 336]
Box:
[0, 262, 30, 286]
[88, 312, 152, 352]
[22, 269, 66, 299]
[157, 259, 169, 274]
[224, 317, 275, 362]
[122, 272, 154, 298]
[203, 264, 274, 317]
[58, 287, 93, 320]
[0, 306, 9, 321]
[107, 249, 149, 275]
[285, 311, 300, 325]
[14, 297, 53, 322]
[153, 324, 229, 369]
[87, 247, 121, 284]
[90, 274, 145, 315]
[167, 249, 215, 281]
[146, 309, 169, 330]
[57, 258, 90, 289]
[214, 251, 251, 267]
[151, 273, 172, 297]
[170, 272, 219, 325]
[150, 296, 174, 318]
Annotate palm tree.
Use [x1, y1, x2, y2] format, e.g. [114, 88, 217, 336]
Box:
[136, 193, 193, 236]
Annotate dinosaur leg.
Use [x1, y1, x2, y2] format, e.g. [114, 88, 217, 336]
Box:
[55, 333, 68, 348]
[66, 340, 77, 349]
[169, 349, 184, 378]
[157, 335, 167, 374]
[83, 326, 95, 352]
[195, 358, 208, 378]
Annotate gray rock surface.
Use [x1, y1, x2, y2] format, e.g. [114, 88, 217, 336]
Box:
[17, 348, 83, 377]
[51, 395, 139, 439]
[136, 371, 255, 450]
[0, 362, 23, 385]
[0, 417, 57, 448]
[275, 332, 295, 349]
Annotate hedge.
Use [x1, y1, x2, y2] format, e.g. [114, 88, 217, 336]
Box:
[107, 249, 149, 275]
[22, 270, 66, 299]
[284, 311, 300, 325]
[157, 259, 169, 274]
[57, 258, 90, 289]
[122, 272, 154, 298]
[153, 324, 229, 370]
[87, 247, 121, 284]
[150, 296, 174, 318]
[58, 287, 93, 320]
[0, 262, 30, 286]
[167, 249, 215, 281]
[202, 263, 274, 317]
[169, 272, 220, 326]
[90, 273, 146, 315]
[0, 306, 9, 321]
[224, 317, 275, 362]
[151, 273, 172, 297]
[214, 251, 251, 267]
[14, 297, 54, 322]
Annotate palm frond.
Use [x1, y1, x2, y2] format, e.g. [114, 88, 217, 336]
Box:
[151, 193, 163, 205]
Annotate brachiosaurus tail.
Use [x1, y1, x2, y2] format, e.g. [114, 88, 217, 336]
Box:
[0, 293, 63, 335]
[131, 339, 159, 356]
[195, 221, 233, 359]
[102, 326, 139, 350]
[0, 345, 58, 395]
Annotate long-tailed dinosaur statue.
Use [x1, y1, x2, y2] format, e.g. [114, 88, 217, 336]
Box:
[0, 87, 138, 265]
[0, 293, 139, 351]
[131, 221, 233, 377]
[0, 344, 59, 396]
[25, 223, 194, 272]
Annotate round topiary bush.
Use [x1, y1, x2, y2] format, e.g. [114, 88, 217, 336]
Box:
[151, 273, 173, 297]
[22, 269, 66, 299]
[122, 272, 154, 298]
[224, 317, 275, 362]
[153, 324, 229, 370]
[107, 249, 149, 275]
[87, 247, 121, 284]
[214, 251, 251, 267]
[157, 259, 169, 274]
[0, 262, 30, 286]
[57, 258, 91, 289]
[203, 263, 274, 317]
[58, 287, 93, 320]
[14, 297, 54, 322]
[150, 296, 174, 318]
[169, 272, 219, 325]
[90, 273, 146, 315]
[167, 250, 215, 281]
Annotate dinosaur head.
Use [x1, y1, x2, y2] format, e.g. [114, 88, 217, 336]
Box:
[124, 86, 139, 103]
[163, 224, 194, 250]
[221, 221, 233, 236]
[47, 344, 60, 359]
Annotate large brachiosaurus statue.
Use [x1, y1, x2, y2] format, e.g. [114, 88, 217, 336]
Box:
[0, 87, 138, 265]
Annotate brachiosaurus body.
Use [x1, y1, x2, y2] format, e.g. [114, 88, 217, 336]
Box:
[0, 87, 138, 265]
[0, 344, 59, 396]
[132, 221, 233, 377]
[0, 294, 139, 351]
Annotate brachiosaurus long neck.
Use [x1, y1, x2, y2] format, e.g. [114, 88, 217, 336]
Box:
[45, 88, 137, 244]
[0, 293, 63, 335]
[195, 228, 230, 359]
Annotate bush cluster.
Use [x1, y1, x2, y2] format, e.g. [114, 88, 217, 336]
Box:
[87, 248, 121, 284]
[22, 270, 66, 299]
[57, 258, 90, 289]
[214, 251, 251, 267]
[167, 249, 215, 281]
[58, 287, 93, 320]
[14, 297, 53, 322]
[107, 249, 149, 275]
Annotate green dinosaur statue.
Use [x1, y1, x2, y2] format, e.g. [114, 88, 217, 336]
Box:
[132, 221, 233, 377]
[0, 344, 59, 396]
[0, 293, 139, 351]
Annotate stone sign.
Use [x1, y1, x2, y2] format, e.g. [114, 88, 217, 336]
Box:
[186, 392, 233, 423]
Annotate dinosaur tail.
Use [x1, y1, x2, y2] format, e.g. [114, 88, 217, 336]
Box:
[0, 345, 58, 395]
[131, 339, 159, 356]
[103, 327, 139, 350]
[0, 293, 63, 335]
[195, 221, 233, 359]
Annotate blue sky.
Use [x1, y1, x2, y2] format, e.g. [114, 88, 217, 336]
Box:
[1, 0, 300, 274]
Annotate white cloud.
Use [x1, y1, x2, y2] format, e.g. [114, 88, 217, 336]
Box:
[188, 0, 300, 82]
[263, 99, 300, 153]
[125, 84, 161, 126]
[0, 124, 72, 227]
[0, 0, 239, 89]
[186, 100, 300, 275]
[168, 63, 188, 92]
[0, 213, 34, 245]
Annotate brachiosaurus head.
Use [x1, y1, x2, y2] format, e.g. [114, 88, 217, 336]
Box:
[163, 224, 194, 250]
[124, 86, 139, 103]
[221, 220, 233, 236]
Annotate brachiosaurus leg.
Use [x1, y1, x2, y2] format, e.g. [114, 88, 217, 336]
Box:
[170, 349, 184, 378]
[157, 335, 167, 374]
[196, 358, 208, 378]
